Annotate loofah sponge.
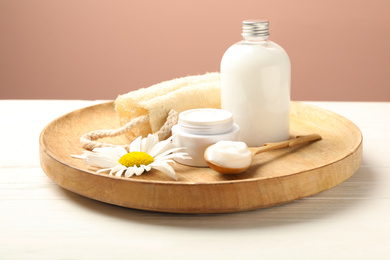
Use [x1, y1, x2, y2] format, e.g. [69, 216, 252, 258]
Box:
[115, 72, 221, 139]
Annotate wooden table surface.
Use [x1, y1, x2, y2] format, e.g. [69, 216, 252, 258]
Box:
[1, 100, 389, 259]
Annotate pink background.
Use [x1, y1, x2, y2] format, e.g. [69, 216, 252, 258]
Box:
[1, 0, 389, 101]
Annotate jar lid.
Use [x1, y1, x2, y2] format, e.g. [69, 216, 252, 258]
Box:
[178, 108, 234, 135]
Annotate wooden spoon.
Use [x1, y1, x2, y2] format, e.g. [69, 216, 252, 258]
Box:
[204, 134, 322, 174]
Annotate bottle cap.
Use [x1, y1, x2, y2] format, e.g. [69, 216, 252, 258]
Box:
[242, 20, 269, 37]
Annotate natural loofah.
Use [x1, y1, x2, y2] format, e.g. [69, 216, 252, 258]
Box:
[114, 72, 221, 139]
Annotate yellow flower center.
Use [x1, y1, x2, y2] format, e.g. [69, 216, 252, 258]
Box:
[119, 152, 154, 167]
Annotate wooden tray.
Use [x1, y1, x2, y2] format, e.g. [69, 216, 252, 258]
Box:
[39, 101, 362, 214]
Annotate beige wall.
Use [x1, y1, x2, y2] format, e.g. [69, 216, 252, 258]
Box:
[1, 0, 389, 101]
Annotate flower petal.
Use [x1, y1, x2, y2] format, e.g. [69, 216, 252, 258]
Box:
[141, 134, 159, 153]
[153, 147, 187, 161]
[115, 168, 126, 177]
[75, 146, 128, 169]
[143, 165, 152, 172]
[84, 153, 119, 168]
[125, 167, 136, 178]
[109, 165, 126, 175]
[156, 152, 191, 162]
[134, 166, 145, 176]
[93, 146, 127, 158]
[71, 154, 86, 159]
[129, 136, 142, 152]
[149, 136, 176, 157]
[151, 160, 178, 180]
[97, 168, 111, 173]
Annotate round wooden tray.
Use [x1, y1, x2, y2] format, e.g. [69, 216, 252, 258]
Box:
[39, 101, 362, 214]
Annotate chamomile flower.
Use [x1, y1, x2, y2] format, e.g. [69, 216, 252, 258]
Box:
[72, 134, 189, 180]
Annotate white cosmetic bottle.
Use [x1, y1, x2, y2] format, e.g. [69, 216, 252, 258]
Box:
[221, 20, 291, 147]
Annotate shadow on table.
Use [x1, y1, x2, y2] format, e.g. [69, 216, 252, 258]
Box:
[58, 164, 375, 230]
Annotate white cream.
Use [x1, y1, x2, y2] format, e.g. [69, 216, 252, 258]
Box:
[206, 141, 252, 169]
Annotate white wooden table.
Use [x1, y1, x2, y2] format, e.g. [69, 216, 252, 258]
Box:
[1, 100, 389, 259]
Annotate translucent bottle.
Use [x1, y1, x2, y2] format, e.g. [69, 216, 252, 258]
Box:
[221, 20, 291, 147]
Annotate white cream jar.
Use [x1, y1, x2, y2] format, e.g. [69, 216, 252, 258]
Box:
[172, 108, 240, 167]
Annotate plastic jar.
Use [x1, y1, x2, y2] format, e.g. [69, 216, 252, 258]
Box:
[171, 108, 240, 167]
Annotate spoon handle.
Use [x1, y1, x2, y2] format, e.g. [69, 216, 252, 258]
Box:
[250, 134, 322, 155]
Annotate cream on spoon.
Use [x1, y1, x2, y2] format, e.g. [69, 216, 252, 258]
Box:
[204, 134, 322, 174]
[206, 141, 252, 169]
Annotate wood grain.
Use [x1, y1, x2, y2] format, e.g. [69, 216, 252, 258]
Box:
[39, 101, 362, 213]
